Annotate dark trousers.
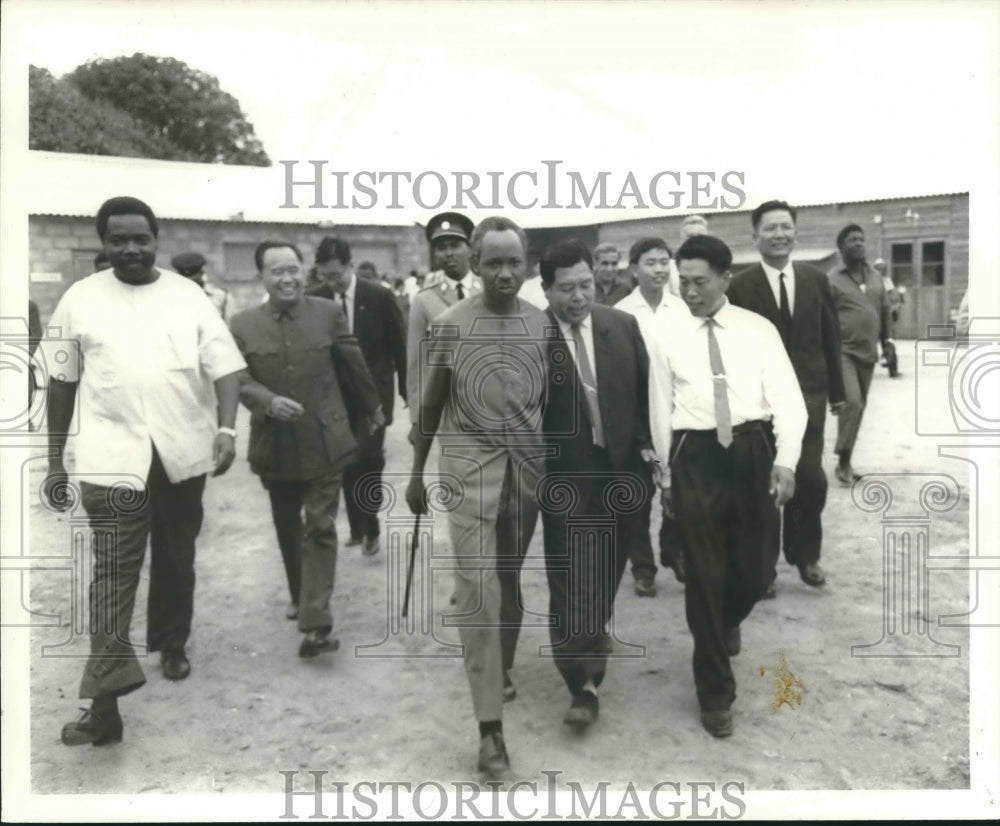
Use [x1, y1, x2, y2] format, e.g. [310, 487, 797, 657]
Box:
[264, 472, 343, 633]
[79, 449, 206, 699]
[343, 425, 386, 540]
[835, 354, 875, 456]
[671, 425, 779, 712]
[782, 394, 827, 568]
[630, 463, 659, 581]
[542, 446, 631, 696]
[146, 452, 206, 654]
[659, 508, 685, 567]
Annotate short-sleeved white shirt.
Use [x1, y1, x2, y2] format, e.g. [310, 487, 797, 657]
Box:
[41, 269, 246, 485]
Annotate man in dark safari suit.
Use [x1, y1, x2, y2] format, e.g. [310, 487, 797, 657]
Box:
[229, 240, 382, 656]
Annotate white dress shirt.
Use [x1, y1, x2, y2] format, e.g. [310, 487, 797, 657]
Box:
[761, 260, 796, 315]
[614, 285, 689, 344]
[42, 269, 247, 485]
[665, 260, 683, 298]
[647, 297, 806, 487]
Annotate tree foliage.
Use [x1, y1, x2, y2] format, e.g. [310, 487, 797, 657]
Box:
[30, 65, 191, 160]
[29, 55, 271, 166]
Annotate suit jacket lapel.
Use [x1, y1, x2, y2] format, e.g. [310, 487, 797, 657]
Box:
[591, 314, 613, 426]
[751, 265, 781, 325]
[790, 263, 808, 339]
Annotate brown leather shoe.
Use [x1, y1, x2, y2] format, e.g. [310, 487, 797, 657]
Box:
[477, 732, 510, 775]
[61, 707, 123, 746]
[799, 563, 827, 587]
[701, 709, 733, 738]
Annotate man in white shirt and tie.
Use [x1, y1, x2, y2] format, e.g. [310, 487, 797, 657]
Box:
[647, 234, 807, 738]
[615, 236, 690, 591]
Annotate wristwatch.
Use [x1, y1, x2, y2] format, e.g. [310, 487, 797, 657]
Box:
[218, 427, 237, 439]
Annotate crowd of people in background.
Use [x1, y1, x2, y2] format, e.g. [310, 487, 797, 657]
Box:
[37, 194, 901, 777]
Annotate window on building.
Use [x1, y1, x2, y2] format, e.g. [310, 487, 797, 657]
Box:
[890, 243, 913, 288]
[921, 241, 945, 286]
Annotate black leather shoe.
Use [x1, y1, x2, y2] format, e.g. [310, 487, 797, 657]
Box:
[299, 631, 340, 658]
[799, 563, 827, 587]
[725, 626, 741, 657]
[761, 580, 777, 600]
[477, 732, 510, 775]
[285, 602, 299, 620]
[634, 576, 657, 597]
[61, 707, 123, 746]
[345, 535, 363, 547]
[563, 691, 599, 728]
[701, 709, 733, 738]
[362, 534, 380, 557]
[161, 649, 191, 681]
[503, 672, 516, 702]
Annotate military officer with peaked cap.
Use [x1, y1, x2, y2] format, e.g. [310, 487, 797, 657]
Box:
[406, 212, 482, 424]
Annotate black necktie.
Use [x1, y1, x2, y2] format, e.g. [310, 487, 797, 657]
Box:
[455, 282, 465, 300]
[778, 272, 792, 344]
[339, 292, 350, 331]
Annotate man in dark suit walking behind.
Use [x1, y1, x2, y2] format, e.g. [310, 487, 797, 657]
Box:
[231, 241, 383, 653]
[539, 239, 658, 729]
[310, 237, 407, 556]
[727, 200, 845, 591]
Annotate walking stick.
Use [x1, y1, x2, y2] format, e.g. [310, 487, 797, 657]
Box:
[401, 513, 421, 618]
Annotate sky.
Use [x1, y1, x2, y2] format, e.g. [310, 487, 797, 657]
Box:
[3, 0, 998, 227]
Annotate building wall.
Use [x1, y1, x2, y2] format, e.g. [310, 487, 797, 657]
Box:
[594, 193, 969, 336]
[28, 215, 427, 323]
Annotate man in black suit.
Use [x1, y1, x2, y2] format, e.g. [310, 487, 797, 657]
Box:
[311, 237, 407, 557]
[539, 239, 657, 729]
[726, 200, 846, 591]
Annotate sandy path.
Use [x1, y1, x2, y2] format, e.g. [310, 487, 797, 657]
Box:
[25, 341, 972, 799]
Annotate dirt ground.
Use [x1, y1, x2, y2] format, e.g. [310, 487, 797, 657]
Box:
[22, 341, 974, 803]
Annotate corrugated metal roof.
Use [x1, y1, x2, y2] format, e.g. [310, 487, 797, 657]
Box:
[23, 150, 414, 226]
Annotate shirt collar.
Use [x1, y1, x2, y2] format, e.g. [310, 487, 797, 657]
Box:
[704, 296, 733, 328]
[835, 261, 871, 278]
[761, 259, 792, 280]
[269, 298, 303, 320]
[556, 312, 592, 337]
[339, 272, 357, 299]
